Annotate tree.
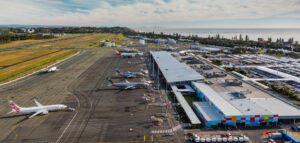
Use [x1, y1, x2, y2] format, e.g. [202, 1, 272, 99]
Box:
[239, 34, 243, 41]
[268, 37, 272, 42]
[212, 60, 222, 66]
[245, 35, 249, 42]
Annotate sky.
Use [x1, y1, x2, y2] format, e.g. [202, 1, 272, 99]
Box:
[0, 0, 300, 28]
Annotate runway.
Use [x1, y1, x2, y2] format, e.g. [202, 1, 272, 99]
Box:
[0, 47, 182, 143]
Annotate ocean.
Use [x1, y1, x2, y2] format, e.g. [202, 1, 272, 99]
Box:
[137, 28, 300, 42]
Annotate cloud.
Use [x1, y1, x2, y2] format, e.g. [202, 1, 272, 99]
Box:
[0, 0, 299, 27]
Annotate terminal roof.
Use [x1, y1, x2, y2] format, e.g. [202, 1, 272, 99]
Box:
[151, 51, 204, 83]
[192, 82, 243, 116]
[256, 66, 300, 84]
[171, 85, 201, 124]
[251, 98, 300, 119]
[193, 102, 222, 121]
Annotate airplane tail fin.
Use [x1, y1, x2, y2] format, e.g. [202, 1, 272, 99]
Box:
[115, 50, 121, 55]
[106, 77, 114, 86]
[141, 69, 148, 75]
[115, 69, 120, 75]
[8, 100, 21, 112]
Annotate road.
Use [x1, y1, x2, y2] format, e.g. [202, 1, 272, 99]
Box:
[0, 46, 182, 143]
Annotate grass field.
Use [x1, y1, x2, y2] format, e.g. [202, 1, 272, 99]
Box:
[27, 33, 108, 50]
[183, 94, 200, 106]
[149, 43, 157, 48]
[0, 49, 76, 83]
[78, 33, 126, 48]
[0, 33, 112, 84]
[0, 34, 82, 49]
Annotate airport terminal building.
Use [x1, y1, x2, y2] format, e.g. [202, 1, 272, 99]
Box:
[191, 82, 278, 127]
[191, 81, 300, 128]
[149, 51, 300, 128]
[149, 51, 204, 125]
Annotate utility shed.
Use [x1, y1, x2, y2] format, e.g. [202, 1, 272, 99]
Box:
[171, 85, 201, 125]
[150, 51, 204, 84]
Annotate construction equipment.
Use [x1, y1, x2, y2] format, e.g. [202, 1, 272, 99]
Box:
[151, 116, 163, 126]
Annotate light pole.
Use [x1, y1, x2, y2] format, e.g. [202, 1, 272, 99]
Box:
[165, 68, 168, 94]
[152, 56, 155, 78]
[157, 59, 160, 90]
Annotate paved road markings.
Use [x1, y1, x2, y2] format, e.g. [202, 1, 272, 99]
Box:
[55, 87, 81, 143]
[151, 129, 172, 134]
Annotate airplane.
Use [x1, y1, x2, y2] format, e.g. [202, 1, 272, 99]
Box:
[123, 48, 140, 53]
[115, 50, 143, 57]
[107, 78, 150, 90]
[115, 69, 145, 78]
[41, 66, 58, 73]
[7, 99, 68, 118]
[117, 48, 134, 53]
[123, 48, 133, 52]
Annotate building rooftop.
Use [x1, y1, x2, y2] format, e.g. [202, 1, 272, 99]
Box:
[150, 51, 204, 83]
[193, 82, 300, 118]
[251, 98, 300, 119]
[256, 66, 300, 84]
[192, 82, 243, 116]
[171, 85, 201, 124]
[221, 92, 272, 115]
[193, 102, 222, 121]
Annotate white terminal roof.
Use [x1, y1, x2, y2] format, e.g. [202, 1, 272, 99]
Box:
[221, 93, 272, 115]
[151, 51, 204, 83]
[192, 82, 243, 116]
[256, 66, 300, 84]
[251, 98, 300, 119]
[171, 85, 201, 124]
[193, 82, 300, 118]
[193, 102, 222, 121]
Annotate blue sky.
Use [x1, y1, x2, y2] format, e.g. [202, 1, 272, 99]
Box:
[0, 0, 299, 28]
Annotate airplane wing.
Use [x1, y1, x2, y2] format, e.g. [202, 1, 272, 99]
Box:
[28, 110, 44, 118]
[34, 99, 43, 107]
[7, 110, 14, 114]
[125, 86, 135, 90]
[127, 75, 136, 78]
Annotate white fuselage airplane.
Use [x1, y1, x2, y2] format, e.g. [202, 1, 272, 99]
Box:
[107, 78, 150, 90]
[115, 69, 145, 78]
[42, 66, 58, 73]
[115, 50, 143, 57]
[8, 99, 67, 118]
